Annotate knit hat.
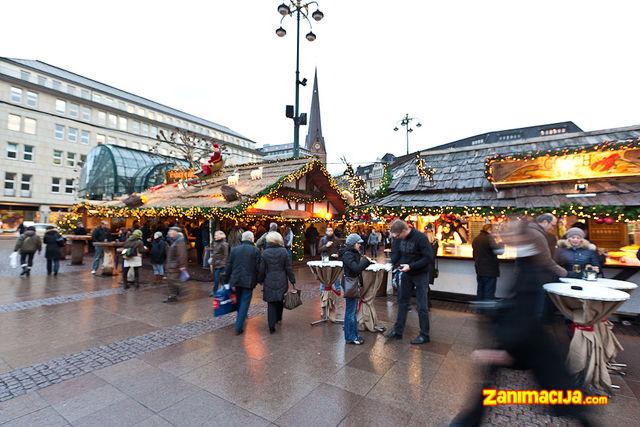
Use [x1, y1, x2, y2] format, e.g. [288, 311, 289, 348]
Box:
[154, 231, 163, 239]
[345, 233, 364, 247]
[169, 226, 182, 232]
[565, 227, 585, 239]
[131, 229, 143, 239]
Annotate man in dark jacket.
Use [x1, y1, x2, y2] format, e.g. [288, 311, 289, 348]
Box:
[472, 224, 504, 301]
[43, 226, 64, 276]
[91, 221, 111, 274]
[15, 226, 42, 277]
[225, 231, 261, 335]
[319, 227, 340, 259]
[385, 219, 434, 344]
[305, 224, 319, 257]
[164, 227, 188, 303]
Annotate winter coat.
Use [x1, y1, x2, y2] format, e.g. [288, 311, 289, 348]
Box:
[258, 244, 295, 302]
[123, 237, 146, 267]
[91, 226, 110, 243]
[283, 229, 294, 249]
[472, 230, 504, 277]
[367, 232, 379, 246]
[555, 239, 601, 272]
[209, 240, 229, 269]
[390, 228, 433, 276]
[525, 222, 567, 279]
[14, 230, 42, 254]
[43, 230, 64, 260]
[166, 235, 188, 273]
[305, 226, 319, 243]
[224, 241, 260, 289]
[341, 246, 372, 278]
[319, 235, 340, 258]
[149, 239, 168, 264]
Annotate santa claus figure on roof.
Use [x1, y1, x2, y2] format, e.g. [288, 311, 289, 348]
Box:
[199, 143, 224, 177]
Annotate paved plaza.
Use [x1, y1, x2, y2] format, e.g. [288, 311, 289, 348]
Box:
[1, 239, 640, 426]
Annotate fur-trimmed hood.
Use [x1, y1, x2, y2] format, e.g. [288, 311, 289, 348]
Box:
[557, 238, 596, 251]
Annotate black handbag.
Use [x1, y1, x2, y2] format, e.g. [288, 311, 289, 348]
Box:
[342, 274, 362, 299]
[283, 285, 302, 310]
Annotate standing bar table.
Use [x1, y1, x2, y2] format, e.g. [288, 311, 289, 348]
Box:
[64, 235, 91, 265]
[358, 263, 391, 332]
[544, 282, 630, 394]
[93, 241, 124, 276]
[307, 261, 344, 326]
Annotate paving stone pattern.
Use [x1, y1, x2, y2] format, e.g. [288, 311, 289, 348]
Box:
[0, 288, 125, 313]
[0, 302, 267, 402]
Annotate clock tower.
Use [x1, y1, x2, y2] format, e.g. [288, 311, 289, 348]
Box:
[304, 69, 327, 164]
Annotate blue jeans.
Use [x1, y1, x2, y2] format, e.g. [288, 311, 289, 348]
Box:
[152, 264, 164, 275]
[46, 258, 59, 274]
[344, 297, 359, 342]
[476, 276, 497, 301]
[235, 287, 253, 332]
[91, 246, 104, 271]
[213, 267, 224, 294]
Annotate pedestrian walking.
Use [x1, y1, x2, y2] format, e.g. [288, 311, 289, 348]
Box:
[256, 223, 279, 250]
[209, 230, 229, 296]
[472, 224, 504, 301]
[341, 233, 374, 345]
[305, 224, 319, 257]
[258, 232, 296, 334]
[14, 225, 42, 277]
[385, 219, 434, 345]
[43, 225, 65, 276]
[91, 221, 110, 274]
[149, 231, 168, 283]
[283, 225, 294, 258]
[164, 227, 188, 303]
[225, 231, 260, 334]
[367, 229, 380, 258]
[121, 229, 146, 289]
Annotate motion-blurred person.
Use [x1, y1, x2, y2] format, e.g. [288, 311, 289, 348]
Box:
[283, 225, 294, 258]
[164, 227, 188, 303]
[43, 225, 64, 276]
[91, 221, 110, 275]
[258, 232, 296, 334]
[256, 222, 279, 250]
[367, 229, 380, 258]
[341, 234, 374, 345]
[209, 230, 229, 296]
[149, 231, 168, 283]
[305, 224, 319, 257]
[555, 227, 600, 276]
[472, 224, 504, 301]
[225, 231, 260, 334]
[14, 225, 41, 277]
[385, 219, 434, 345]
[451, 220, 591, 426]
[121, 229, 146, 289]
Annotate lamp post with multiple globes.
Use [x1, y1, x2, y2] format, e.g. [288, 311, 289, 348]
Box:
[394, 114, 422, 155]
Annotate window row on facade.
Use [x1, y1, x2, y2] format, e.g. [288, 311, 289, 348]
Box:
[3, 172, 33, 198]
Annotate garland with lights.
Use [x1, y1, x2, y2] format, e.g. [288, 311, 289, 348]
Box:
[485, 138, 640, 183]
[342, 161, 369, 205]
[415, 154, 435, 184]
[55, 211, 83, 234]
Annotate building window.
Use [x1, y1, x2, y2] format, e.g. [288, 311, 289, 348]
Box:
[67, 85, 76, 95]
[132, 121, 140, 134]
[118, 116, 127, 131]
[65, 179, 74, 194]
[55, 124, 65, 140]
[55, 99, 66, 114]
[23, 118, 36, 135]
[97, 111, 106, 125]
[540, 128, 567, 136]
[10, 87, 22, 103]
[37, 75, 47, 85]
[20, 174, 32, 197]
[108, 113, 117, 128]
[8, 114, 21, 131]
[52, 80, 61, 90]
[68, 103, 79, 118]
[141, 123, 149, 137]
[53, 150, 63, 165]
[96, 134, 106, 145]
[66, 152, 76, 167]
[26, 91, 38, 107]
[20, 70, 30, 80]
[80, 130, 90, 144]
[23, 145, 34, 161]
[79, 154, 87, 167]
[51, 177, 61, 193]
[4, 172, 16, 196]
[68, 127, 78, 142]
[81, 89, 90, 99]
[107, 136, 116, 145]
[497, 133, 522, 142]
[6, 142, 18, 159]
[81, 106, 91, 121]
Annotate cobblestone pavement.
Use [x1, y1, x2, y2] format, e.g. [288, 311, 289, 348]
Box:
[0, 238, 87, 278]
[0, 288, 125, 313]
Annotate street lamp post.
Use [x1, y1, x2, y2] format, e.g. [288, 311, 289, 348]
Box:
[276, 1, 324, 158]
[393, 113, 422, 155]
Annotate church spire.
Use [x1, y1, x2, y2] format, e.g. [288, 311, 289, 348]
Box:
[305, 68, 326, 164]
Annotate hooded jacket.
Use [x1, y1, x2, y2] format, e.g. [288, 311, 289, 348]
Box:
[555, 238, 600, 271]
[14, 229, 42, 253]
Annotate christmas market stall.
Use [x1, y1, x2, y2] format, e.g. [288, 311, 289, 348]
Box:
[73, 157, 347, 262]
[357, 125, 640, 313]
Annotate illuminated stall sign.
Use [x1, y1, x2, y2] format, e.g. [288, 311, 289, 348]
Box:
[165, 169, 197, 183]
[487, 147, 640, 185]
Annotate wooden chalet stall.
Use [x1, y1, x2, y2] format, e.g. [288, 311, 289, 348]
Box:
[361, 125, 640, 313]
[76, 157, 347, 261]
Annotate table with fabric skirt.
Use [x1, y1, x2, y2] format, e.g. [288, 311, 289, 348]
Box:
[358, 263, 392, 332]
[307, 261, 344, 325]
[544, 282, 630, 394]
[93, 241, 124, 276]
[64, 235, 91, 265]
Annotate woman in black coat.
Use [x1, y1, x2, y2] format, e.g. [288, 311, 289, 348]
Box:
[43, 226, 64, 276]
[258, 231, 296, 333]
[341, 233, 374, 345]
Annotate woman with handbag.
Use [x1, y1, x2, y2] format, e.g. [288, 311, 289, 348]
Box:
[121, 229, 146, 289]
[341, 233, 374, 345]
[258, 231, 296, 334]
[43, 225, 65, 276]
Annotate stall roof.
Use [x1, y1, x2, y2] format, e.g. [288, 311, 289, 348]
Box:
[90, 157, 346, 213]
[375, 124, 640, 209]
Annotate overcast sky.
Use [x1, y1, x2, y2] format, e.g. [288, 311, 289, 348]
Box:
[3, 0, 640, 173]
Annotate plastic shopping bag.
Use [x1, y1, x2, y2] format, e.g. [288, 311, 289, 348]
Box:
[10, 251, 19, 269]
[179, 270, 190, 282]
[212, 285, 237, 317]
